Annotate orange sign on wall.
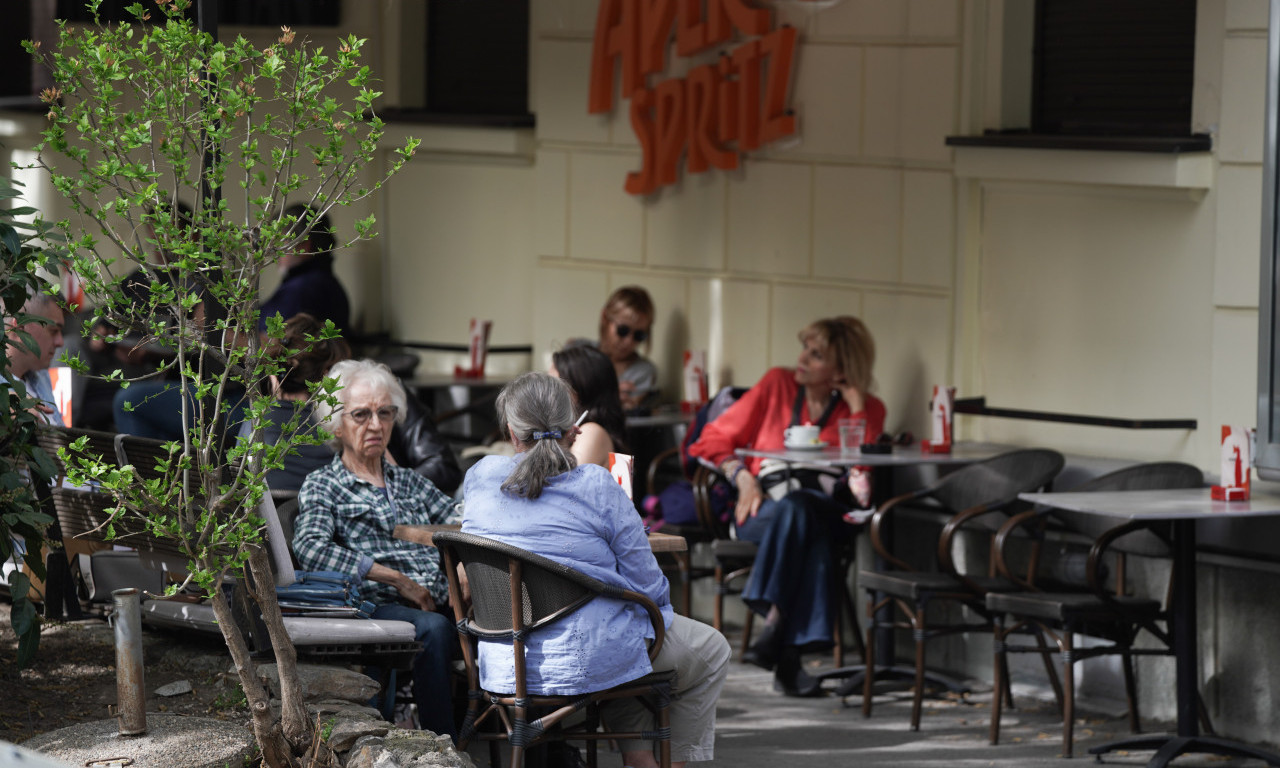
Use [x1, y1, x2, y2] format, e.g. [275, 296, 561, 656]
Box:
[588, 0, 800, 195]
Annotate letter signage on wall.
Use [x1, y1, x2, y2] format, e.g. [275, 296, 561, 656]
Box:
[588, 0, 800, 195]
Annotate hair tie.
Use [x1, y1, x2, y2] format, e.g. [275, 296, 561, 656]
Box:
[532, 430, 563, 441]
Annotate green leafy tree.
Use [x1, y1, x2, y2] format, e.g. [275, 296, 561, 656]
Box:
[0, 176, 60, 669]
[24, 2, 418, 765]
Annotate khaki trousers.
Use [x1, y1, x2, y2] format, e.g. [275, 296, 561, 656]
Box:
[606, 614, 732, 762]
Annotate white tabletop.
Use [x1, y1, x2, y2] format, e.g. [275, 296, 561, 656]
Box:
[735, 441, 1012, 468]
[1019, 488, 1280, 520]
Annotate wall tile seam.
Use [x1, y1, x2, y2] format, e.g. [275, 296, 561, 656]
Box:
[1223, 29, 1270, 39]
[535, 141, 957, 170]
[801, 37, 961, 47]
[536, 31, 594, 42]
[1216, 160, 1265, 169]
[533, 256, 952, 295]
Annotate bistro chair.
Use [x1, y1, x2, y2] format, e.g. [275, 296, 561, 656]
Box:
[987, 461, 1204, 757]
[858, 448, 1065, 729]
[435, 530, 674, 768]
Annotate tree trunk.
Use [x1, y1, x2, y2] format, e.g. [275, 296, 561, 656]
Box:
[210, 586, 298, 768]
[247, 544, 311, 745]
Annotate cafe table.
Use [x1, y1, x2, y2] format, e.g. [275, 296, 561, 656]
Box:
[394, 523, 688, 553]
[733, 441, 1014, 691]
[1018, 487, 1280, 768]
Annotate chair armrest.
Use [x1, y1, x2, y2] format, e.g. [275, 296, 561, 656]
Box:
[991, 508, 1051, 587]
[691, 463, 731, 539]
[1086, 518, 1167, 600]
[607, 585, 667, 662]
[646, 446, 681, 492]
[937, 501, 1023, 593]
[866, 488, 931, 572]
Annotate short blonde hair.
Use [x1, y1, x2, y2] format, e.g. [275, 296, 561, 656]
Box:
[800, 316, 875, 394]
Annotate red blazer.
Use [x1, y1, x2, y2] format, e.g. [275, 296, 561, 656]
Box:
[687, 367, 887, 476]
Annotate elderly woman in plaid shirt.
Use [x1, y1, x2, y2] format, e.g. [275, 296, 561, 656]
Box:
[294, 359, 460, 738]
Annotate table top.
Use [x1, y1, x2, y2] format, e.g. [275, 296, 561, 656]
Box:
[1019, 488, 1280, 520]
[625, 409, 691, 429]
[407, 374, 516, 389]
[394, 524, 688, 552]
[736, 441, 1013, 468]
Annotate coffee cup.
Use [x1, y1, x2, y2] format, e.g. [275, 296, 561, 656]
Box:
[784, 424, 821, 447]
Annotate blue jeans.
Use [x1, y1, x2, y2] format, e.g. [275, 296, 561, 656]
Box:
[735, 489, 855, 649]
[370, 603, 458, 738]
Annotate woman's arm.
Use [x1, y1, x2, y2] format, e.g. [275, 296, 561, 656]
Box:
[293, 479, 373, 578]
[570, 421, 613, 468]
[686, 369, 777, 466]
[604, 488, 671, 610]
[389, 385, 464, 495]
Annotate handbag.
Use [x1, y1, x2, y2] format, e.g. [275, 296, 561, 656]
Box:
[275, 570, 378, 618]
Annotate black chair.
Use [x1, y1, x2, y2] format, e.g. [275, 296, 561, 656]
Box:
[857, 448, 1065, 729]
[435, 530, 673, 768]
[987, 461, 1205, 757]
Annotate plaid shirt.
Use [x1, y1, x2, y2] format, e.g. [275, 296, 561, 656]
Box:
[294, 454, 460, 606]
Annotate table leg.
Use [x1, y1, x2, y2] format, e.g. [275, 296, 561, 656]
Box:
[1087, 520, 1280, 767]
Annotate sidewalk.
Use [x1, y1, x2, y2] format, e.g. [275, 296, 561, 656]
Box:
[467, 655, 1277, 768]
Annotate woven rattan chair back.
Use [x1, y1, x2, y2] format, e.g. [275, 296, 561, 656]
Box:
[1050, 462, 1203, 557]
[435, 530, 671, 768]
[928, 448, 1066, 528]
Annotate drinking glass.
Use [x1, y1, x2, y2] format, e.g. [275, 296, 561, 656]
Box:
[838, 417, 866, 454]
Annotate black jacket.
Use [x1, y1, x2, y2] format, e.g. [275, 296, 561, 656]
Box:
[390, 388, 463, 496]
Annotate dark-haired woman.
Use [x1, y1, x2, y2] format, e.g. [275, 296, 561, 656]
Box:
[463, 373, 730, 768]
[259, 204, 351, 337]
[551, 344, 628, 468]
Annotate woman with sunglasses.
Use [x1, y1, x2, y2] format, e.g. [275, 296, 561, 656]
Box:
[687, 316, 885, 696]
[593, 285, 657, 411]
[294, 358, 461, 738]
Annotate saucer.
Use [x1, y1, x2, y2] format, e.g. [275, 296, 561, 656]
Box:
[784, 441, 828, 451]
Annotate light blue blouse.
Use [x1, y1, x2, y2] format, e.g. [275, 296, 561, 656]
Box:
[461, 454, 674, 695]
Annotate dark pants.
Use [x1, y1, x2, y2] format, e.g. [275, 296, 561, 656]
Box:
[370, 603, 458, 739]
[735, 489, 854, 649]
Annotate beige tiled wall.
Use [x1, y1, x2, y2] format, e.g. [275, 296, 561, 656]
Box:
[520, 0, 962, 432]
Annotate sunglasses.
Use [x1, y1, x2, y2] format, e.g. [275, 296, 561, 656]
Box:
[344, 405, 399, 425]
[614, 322, 649, 343]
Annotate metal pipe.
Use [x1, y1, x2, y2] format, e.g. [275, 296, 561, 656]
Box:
[111, 588, 147, 736]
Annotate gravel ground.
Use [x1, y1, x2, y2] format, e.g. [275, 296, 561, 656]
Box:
[0, 601, 251, 745]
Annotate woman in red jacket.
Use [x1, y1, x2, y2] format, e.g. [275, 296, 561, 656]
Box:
[688, 316, 884, 695]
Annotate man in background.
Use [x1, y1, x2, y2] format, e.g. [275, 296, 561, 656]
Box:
[4, 290, 67, 425]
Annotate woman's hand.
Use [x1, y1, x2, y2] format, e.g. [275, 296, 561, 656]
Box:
[618, 380, 640, 411]
[835, 380, 865, 414]
[734, 471, 764, 526]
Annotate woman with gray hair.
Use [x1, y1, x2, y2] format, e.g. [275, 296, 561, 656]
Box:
[294, 358, 460, 738]
[463, 372, 730, 768]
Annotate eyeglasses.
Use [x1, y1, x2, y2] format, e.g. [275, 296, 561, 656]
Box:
[614, 322, 649, 343]
[344, 405, 399, 425]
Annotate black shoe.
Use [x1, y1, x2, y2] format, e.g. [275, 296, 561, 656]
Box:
[742, 621, 783, 670]
[773, 647, 823, 697]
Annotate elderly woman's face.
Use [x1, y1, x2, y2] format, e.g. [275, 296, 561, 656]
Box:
[335, 379, 397, 460]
